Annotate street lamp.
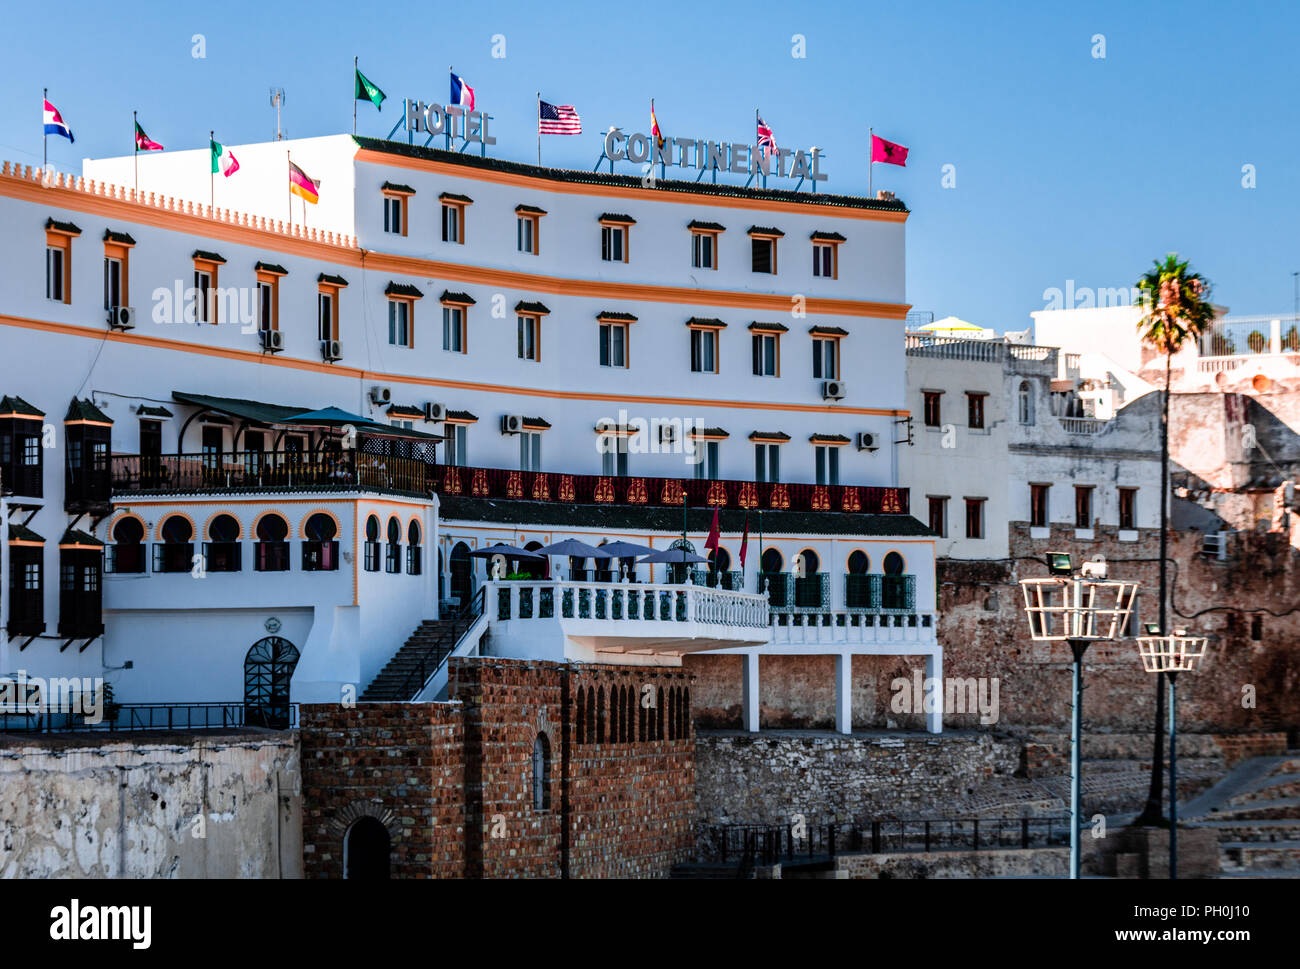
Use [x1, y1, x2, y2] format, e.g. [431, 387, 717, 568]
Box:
[1021, 553, 1138, 879]
[1136, 625, 1208, 879]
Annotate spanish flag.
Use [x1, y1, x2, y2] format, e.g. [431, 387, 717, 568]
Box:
[289, 160, 320, 204]
[650, 98, 664, 150]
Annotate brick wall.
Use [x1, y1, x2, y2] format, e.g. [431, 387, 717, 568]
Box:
[300, 702, 465, 879]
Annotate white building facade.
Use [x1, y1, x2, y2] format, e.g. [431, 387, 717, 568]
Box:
[0, 132, 940, 734]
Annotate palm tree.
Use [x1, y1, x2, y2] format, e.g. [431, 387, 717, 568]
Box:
[1133, 254, 1215, 827]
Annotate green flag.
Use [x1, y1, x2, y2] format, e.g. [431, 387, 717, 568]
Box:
[355, 68, 386, 111]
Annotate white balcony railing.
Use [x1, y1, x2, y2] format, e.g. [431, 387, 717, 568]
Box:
[1060, 417, 1107, 435]
[485, 579, 769, 631]
[770, 611, 938, 646]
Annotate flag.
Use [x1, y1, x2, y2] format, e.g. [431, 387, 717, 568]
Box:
[650, 99, 664, 150]
[450, 72, 475, 110]
[289, 160, 320, 204]
[43, 99, 74, 143]
[134, 121, 163, 152]
[210, 139, 239, 177]
[871, 133, 909, 166]
[704, 507, 720, 554]
[539, 100, 581, 135]
[355, 68, 386, 110]
[738, 513, 750, 570]
[756, 113, 775, 158]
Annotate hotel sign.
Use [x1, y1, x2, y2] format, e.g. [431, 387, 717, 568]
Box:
[603, 128, 827, 182]
[404, 100, 497, 146]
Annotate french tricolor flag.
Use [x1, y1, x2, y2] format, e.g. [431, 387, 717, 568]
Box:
[449, 72, 475, 111]
[43, 98, 74, 143]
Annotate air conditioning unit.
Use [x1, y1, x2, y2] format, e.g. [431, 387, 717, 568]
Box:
[260, 329, 285, 352]
[822, 380, 846, 400]
[321, 339, 343, 362]
[108, 305, 136, 330]
[856, 432, 877, 452]
[501, 414, 525, 435]
[424, 402, 446, 422]
[659, 424, 678, 445]
[369, 385, 392, 405]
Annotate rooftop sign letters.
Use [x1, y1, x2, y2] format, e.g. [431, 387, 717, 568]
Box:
[404, 99, 497, 147]
[603, 128, 827, 183]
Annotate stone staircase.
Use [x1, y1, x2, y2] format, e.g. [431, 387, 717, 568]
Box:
[359, 618, 463, 701]
[1181, 751, 1300, 878]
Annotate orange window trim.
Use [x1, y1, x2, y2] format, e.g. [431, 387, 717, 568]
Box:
[256, 271, 280, 331]
[601, 221, 630, 263]
[516, 212, 541, 255]
[390, 296, 416, 349]
[382, 191, 410, 237]
[443, 200, 469, 245]
[45, 230, 74, 304]
[519, 313, 542, 362]
[104, 241, 131, 306]
[193, 258, 221, 324]
[318, 282, 342, 342]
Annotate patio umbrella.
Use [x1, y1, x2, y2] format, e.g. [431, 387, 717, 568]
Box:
[598, 540, 656, 558]
[467, 543, 544, 559]
[535, 539, 614, 559]
[638, 548, 709, 564]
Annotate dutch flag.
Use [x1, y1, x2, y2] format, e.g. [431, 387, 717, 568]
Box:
[449, 71, 475, 111]
[43, 98, 74, 143]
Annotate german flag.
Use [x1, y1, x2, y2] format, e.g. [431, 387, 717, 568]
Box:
[289, 160, 320, 204]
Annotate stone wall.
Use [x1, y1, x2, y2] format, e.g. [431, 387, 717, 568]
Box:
[686, 525, 1300, 740]
[0, 732, 299, 878]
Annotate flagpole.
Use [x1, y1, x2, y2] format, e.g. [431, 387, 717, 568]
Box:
[353, 56, 358, 137]
[537, 92, 541, 167]
[43, 88, 48, 170]
[287, 151, 292, 226]
[868, 126, 873, 199]
[758, 510, 764, 590]
[133, 110, 138, 193]
[209, 129, 214, 211]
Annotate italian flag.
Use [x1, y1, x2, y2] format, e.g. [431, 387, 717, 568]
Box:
[210, 138, 239, 177]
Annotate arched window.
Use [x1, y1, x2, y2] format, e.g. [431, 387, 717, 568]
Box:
[385, 517, 401, 573]
[707, 547, 732, 588]
[798, 549, 820, 575]
[449, 541, 472, 604]
[255, 514, 290, 572]
[847, 550, 870, 574]
[303, 513, 339, 571]
[596, 687, 605, 744]
[522, 540, 547, 579]
[638, 688, 647, 741]
[532, 733, 552, 811]
[761, 547, 783, 574]
[110, 517, 145, 574]
[243, 636, 299, 728]
[645, 690, 655, 741]
[621, 686, 629, 742]
[667, 687, 676, 740]
[846, 550, 873, 608]
[586, 686, 596, 743]
[682, 687, 691, 738]
[156, 515, 194, 573]
[576, 687, 586, 743]
[206, 514, 241, 572]
[1018, 381, 1035, 425]
[883, 551, 905, 574]
[344, 816, 391, 880]
[407, 521, 422, 575]
[363, 515, 381, 572]
[881, 551, 908, 611]
[656, 687, 665, 740]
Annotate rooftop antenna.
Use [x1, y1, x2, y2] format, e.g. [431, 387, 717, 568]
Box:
[270, 88, 287, 141]
[1292, 271, 1297, 320]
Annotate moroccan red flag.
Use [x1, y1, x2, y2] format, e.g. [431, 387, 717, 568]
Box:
[738, 513, 750, 569]
[704, 507, 721, 554]
[871, 133, 909, 166]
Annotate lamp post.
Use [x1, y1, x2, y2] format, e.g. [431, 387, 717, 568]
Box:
[1021, 553, 1138, 879]
[1136, 626, 1208, 879]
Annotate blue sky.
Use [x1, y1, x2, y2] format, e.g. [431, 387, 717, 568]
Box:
[3, 0, 1295, 329]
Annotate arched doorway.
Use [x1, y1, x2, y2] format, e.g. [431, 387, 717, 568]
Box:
[344, 816, 391, 879]
[449, 542, 472, 606]
[244, 636, 299, 728]
[795, 549, 822, 608]
[521, 540, 547, 579]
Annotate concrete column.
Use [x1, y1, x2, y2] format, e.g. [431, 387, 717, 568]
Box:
[834, 652, 852, 735]
[742, 651, 760, 732]
[925, 649, 944, 734]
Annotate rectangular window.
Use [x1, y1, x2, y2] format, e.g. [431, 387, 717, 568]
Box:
[928, 497, 948, 538]
[751, 237, 775, 274]
[192, 269, 212, 323]
[599, 322, 628, 368]
[441, 203, 462, 243]
[693, 440, 720, 480]
[967, 392, 986, 429]
[692, 232, 716, 269]
[1030, 484, 1050, 528]
[46, 246, 65, 302]
[814, 445, 840, 486]
[256, 279, 278, 332]
[691, 328, 717, 373]
[318, 291, 335, 342]
[520, 431, 542, 471]
[442, 306, 464, 352]
[388, 299, 412, 347]
[22, 436, 40, 466]
[601, 224, 627, 262]
[812, 338, 838, 380]
[752, 334, 779, 376]
[813, 242, 835, 278]
[1075, 485, 1093, 528]
[1119, 487, 1137, 530]
[601, 436, 629, 476]
[923, 391, 942, 427]
[754, 443, 780, 483]
[104, 256, 123, 311]
[965, 498, 984, 539]
[446, 424, 468, 467]
[517, 315, 539, 361]
[383, 195, 404, 235]
[517, 215, 538, 254]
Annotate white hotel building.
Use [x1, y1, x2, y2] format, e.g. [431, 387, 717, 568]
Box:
[0, 130, 940, 733]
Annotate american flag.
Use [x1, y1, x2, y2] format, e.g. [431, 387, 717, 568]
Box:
[756, 112, 776, 157]
[539, 100, 582, 135]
